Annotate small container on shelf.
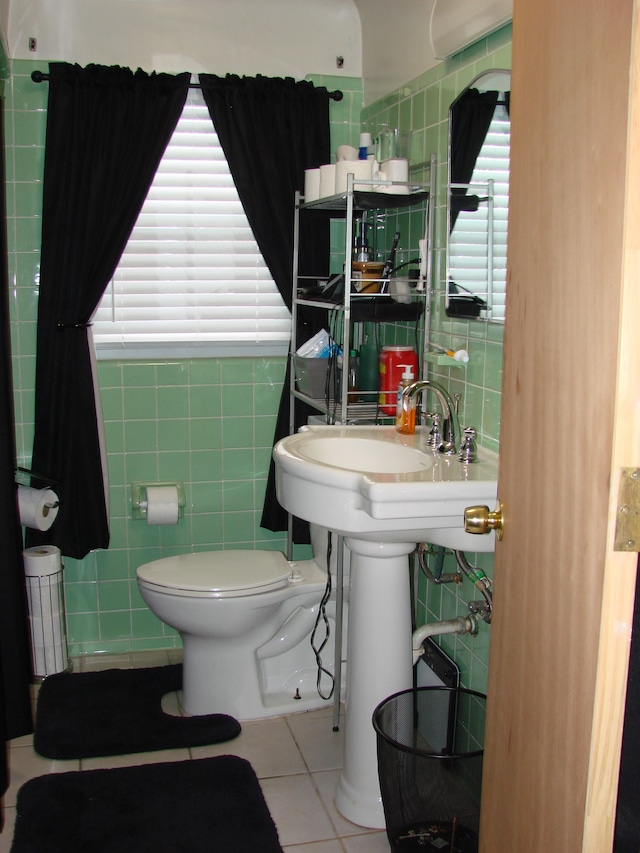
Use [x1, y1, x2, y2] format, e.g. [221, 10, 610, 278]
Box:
[379, 345, 418, 415]
[293, 355, 330, 398]
[351, 220, 384, 293]
[352, 261, 384, 293]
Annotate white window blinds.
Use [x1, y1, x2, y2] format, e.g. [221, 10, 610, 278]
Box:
[92, 89, 291, 358]
[448, 102, 510, 322]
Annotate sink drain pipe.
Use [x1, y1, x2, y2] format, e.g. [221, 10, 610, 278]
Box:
[412, 615, 478, 665]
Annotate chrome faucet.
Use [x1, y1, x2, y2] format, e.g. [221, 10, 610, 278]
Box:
[402, 379, 461, 455]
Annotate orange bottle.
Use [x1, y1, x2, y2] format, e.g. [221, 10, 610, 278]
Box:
[395, 366, 416, 434]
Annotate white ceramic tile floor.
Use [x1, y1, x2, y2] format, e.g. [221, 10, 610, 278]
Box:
[0, 650, 391, 852]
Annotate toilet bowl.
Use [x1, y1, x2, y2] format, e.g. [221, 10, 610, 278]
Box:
[136, 528, 348, 720]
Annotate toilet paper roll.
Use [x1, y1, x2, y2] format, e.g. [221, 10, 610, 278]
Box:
[145, 485, 180, 525]
[335, 159, 373, 194]
[304, 168, 320, 202]
[23, 544, 62, 577]
[375, 158, 410, 194]
[319, 164, 336, 198]
[18, 486, 60, 532]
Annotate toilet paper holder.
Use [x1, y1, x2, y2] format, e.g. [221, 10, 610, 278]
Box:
[131, 482, 186, 521]
[15, 465, 58, 491]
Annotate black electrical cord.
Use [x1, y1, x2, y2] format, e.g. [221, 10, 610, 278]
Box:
[326, 311, 342, 422]
[310, 532, 335, 700]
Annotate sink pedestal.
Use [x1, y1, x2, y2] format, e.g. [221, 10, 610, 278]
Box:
[334, 538, 414, 829]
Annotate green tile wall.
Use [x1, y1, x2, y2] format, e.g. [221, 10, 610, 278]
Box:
[361, 24, 512, 696]
[5, 57, 363, 655]
[5, 31, 511, 689]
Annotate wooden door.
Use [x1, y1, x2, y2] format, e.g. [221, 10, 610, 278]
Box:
[479, 1, 640, 850]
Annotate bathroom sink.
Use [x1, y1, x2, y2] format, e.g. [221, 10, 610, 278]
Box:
[274, 424, 499, 552]
[274, 424, 499, 827]
[275, 423, 499, 826]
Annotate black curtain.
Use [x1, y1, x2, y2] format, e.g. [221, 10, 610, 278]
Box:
[199, 74, 331, 542]
[449, 88, 500, 230]
[0, 105, 33, 818]
[27, 63, 190, 559]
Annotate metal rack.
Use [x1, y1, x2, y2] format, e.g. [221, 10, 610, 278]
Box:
[289, 156, 436, 427]
[287, 157, 437, 729]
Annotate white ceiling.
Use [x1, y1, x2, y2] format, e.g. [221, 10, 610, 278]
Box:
[0, 0, 362, 81]
[353, 0, 439, 104]
[0, 0, 447, 105]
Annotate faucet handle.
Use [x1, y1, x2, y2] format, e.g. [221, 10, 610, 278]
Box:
[458, 426, 478, 463]
[427, 412, 442, 449]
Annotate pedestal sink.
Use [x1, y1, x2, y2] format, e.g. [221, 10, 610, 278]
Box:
[274, 425, 498, 828]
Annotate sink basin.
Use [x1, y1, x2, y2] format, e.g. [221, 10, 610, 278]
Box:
[290, 433, 435, 474]
[274, 424, 499, 552]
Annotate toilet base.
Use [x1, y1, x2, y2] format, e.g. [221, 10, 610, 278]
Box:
[180, 621, 347, 720]
[179, 677, 343, 721]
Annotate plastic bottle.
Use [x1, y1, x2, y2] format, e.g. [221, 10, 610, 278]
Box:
[358, 337, 379, 403]
[379, 346, 418, 414]
[395, 365, 416, 434]
[347, 349, 359, 401]
[353, 221, 370, 263]
[359, 132, 372, 160]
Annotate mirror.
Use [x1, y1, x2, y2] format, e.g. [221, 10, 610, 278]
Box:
[446, 70, 511, 322]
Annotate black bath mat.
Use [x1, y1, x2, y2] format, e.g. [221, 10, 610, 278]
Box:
[34, 663, 241, 759]
[11, 755, 283, 852]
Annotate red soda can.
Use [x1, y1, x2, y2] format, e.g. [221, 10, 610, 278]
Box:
[378, 346, 418, 415]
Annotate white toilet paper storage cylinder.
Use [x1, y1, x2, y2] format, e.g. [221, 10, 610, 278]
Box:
[23, 545, 70, 681]
[131, 482, 186, 523]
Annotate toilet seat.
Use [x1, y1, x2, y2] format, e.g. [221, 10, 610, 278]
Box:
[136, 550, 292, 598]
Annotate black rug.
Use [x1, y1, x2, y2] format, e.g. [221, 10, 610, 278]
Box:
[34, 663, 241, 760]
[11, 755, 283, 852]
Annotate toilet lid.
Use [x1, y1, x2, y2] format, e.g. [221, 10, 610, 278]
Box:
[136, 550, 292, 596]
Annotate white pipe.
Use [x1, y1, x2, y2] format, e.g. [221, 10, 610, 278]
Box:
[412, 616, 477, 665]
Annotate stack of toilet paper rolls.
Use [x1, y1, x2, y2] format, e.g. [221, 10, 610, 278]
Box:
[304, 140, 410, 202]
[23, 545, 69, 678]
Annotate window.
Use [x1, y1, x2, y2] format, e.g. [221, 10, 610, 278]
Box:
[448, 102, 510, 322]
[92, 90, 291, 358]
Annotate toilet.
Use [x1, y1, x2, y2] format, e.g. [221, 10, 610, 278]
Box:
[136, 527, 348, 720]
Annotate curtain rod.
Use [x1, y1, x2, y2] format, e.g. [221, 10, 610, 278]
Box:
[30, 70, 343, 100]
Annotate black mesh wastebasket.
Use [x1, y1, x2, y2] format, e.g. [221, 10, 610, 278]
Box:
[373, 686, 486, 852]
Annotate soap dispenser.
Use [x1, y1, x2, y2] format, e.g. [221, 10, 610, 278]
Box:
[395, 365, 416, 434]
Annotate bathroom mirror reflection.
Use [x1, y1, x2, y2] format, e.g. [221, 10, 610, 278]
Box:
[446, 70, 511, 322]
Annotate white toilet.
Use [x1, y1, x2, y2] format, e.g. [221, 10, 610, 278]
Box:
[136, 527, 348, 720]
